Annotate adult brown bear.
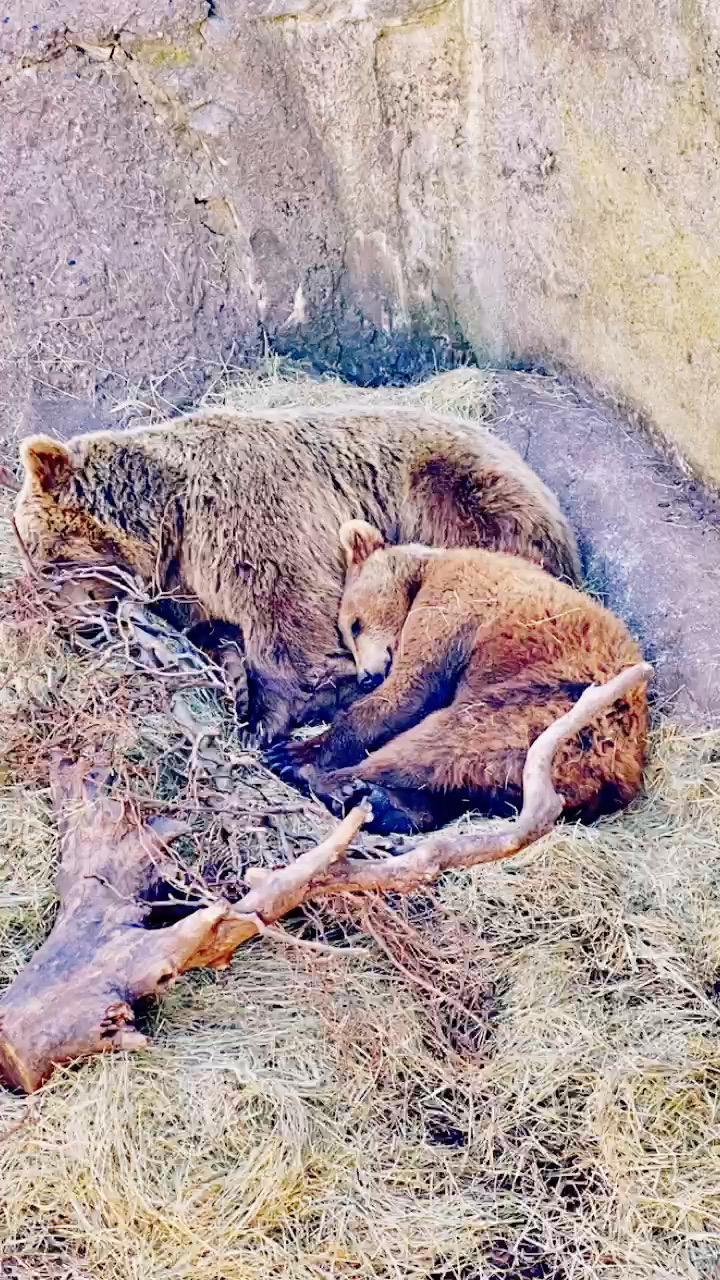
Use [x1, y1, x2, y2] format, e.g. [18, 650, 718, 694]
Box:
[269, 520, 648, 832]
[15, 404, 580, 740]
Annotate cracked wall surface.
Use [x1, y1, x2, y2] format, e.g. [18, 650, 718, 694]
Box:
[1, 0, 719, 484]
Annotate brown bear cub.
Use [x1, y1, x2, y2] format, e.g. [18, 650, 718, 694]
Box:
[14, 404, 580, 741]
[268, 521, 649, 834]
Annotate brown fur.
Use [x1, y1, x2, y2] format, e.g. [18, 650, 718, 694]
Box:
[269, 521, 648, 833]
[14, 404, 580, 740]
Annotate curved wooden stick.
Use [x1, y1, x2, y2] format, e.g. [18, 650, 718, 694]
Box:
[193, 662, 653, 963]
[0, 663, 652, 1092]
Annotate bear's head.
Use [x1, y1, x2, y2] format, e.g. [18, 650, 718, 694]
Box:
[338, 519, 423, 691]
[15, 436, 165, 580]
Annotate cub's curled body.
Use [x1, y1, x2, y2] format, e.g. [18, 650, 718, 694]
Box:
[270, 522, 649, 833]
[15, 405, 579, 740]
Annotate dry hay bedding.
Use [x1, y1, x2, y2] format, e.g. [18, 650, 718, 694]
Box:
[1, 363, 720, 1280]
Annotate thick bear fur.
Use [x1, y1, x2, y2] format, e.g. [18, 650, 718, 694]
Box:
[269, 521, 648, 833]
[14, 404, 580, 740]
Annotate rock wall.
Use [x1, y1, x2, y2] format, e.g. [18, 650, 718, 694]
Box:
[2, 0, 719, 483]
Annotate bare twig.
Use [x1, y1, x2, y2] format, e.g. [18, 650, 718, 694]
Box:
[0, 464, 21, 493]
[249, 915, 369, 958]
[9, 515, 42, 582]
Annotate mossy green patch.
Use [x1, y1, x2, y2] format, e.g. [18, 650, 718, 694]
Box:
[130, 40, 192, 70]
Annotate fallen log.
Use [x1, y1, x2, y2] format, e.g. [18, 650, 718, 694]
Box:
[0, 663, 652, 1093]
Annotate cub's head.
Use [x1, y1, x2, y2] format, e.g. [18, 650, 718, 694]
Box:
[338, 520, 421, 691]
[14, 436, 160, 579]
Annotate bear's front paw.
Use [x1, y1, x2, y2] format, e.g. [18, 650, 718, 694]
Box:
[308, 773, 421, 838]
[264, 733, 331, 792]
[313, 775, 374, 820]
[360, 784, 419, 836]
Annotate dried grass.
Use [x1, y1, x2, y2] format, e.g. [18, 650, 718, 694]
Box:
[112, 355, 497, 426]
[1, 363, 720, 1279]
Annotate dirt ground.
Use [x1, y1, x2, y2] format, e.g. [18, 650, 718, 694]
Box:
[494, 373, 720, 726]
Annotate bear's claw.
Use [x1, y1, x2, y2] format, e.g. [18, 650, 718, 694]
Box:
[264, 735, 326, 795]
[323, 777, 373, 819]
[266, 743, 418, 837]
[266, 733, 327, 772]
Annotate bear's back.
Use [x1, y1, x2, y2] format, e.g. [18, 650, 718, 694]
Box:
[419, 546, 643, 676]
[103, 402, 546, 491]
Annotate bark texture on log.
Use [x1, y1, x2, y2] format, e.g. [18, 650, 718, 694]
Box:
[0, 760, 225, 1092]
[0, 663, 652, 1093]
[0, 758, 369, 1092]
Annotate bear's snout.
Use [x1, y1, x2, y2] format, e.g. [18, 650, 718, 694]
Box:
[358, 648, 391, 691]
[359, 670, 383, 692]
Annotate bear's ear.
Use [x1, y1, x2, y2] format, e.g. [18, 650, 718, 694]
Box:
[339, 520, 385, 572]
[20, 436, 73, 494]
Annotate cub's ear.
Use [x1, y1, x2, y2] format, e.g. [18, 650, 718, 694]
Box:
[20, 436, 73, 494]
[339, 520, 385, 572]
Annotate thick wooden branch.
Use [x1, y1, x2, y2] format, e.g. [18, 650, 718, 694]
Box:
[192, 662, 653, 964]
[0, 663, 651, 1092]
[0, 761, 371, 1092]
[0, 759, 219, 1092]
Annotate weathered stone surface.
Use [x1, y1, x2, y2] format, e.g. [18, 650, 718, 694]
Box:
[0, 42, 256, 440]
[1, 0, 719, 487]
[457, 0, 720, 485]
[0, 0, 208, 66]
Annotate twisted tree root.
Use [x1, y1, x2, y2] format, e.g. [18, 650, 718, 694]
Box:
[0, 663, 652, 1092]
